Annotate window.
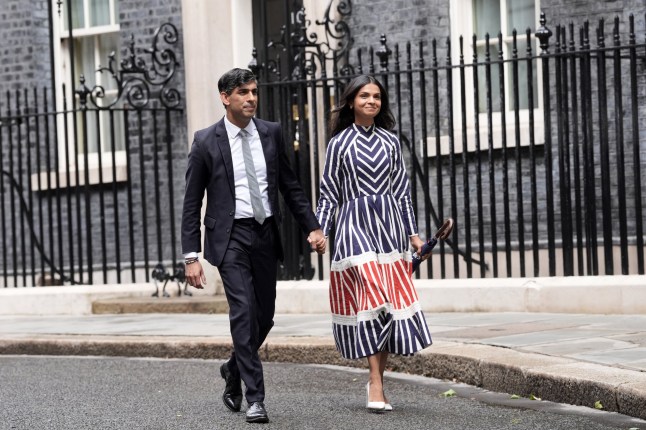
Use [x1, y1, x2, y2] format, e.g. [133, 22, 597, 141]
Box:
[431, 0, 543, 157]
[38, 0, 127, 189]
[472, 0, 538, 112]
[60, 0, 124, 153]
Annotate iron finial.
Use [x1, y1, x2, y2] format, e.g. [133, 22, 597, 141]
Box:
[75, 75, 91, 110]
[535, 12, 553, 54]
[376, 34, 392, 71]
[248, 47, 260, 78]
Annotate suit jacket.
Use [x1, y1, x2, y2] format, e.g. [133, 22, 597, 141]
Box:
[181, 117, 320, 267]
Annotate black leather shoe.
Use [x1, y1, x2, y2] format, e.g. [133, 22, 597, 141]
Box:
[245, 402, 269, 423]
[219, 362, 242, 412]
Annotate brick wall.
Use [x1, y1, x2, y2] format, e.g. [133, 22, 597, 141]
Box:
[0, 0, 188, 285]
[0, 0, 52, 96]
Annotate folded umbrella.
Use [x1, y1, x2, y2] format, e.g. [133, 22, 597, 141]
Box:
[412, 218, 454, 271]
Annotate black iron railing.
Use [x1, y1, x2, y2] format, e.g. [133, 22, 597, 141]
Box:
[3, 10, 645, 286]
[0, 23, 186, 287]
[252, 10, 646, 279]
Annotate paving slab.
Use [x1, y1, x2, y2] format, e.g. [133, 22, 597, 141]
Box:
[521, 337, 639, 356]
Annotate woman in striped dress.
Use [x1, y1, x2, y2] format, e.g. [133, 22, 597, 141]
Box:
[315, 75, 432, 412]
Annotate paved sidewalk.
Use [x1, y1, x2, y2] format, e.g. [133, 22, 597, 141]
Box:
[1, 312, 645, 421]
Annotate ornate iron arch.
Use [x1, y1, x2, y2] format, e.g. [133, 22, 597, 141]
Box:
[75, 22, 181, 110]
[249, 0, 354, 81]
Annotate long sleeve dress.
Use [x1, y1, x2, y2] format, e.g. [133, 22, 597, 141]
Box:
[316, 123, 433, 359]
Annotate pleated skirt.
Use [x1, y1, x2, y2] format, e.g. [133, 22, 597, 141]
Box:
[329, 250, 433, 360]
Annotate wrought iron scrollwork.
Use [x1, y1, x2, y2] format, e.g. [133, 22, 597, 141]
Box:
[76, 22, 181, 110]
[253, 0, 353, 81]
[315, 0, 353, 60]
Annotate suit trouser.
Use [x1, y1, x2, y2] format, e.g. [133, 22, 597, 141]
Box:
[218, 217, 277, 403]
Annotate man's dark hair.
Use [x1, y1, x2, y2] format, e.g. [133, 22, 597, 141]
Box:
[218, 68, 257, 95]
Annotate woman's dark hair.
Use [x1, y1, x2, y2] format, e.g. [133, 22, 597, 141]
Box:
[328, 75, 396, 137]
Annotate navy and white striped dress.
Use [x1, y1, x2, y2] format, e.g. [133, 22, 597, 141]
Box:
[316, 123, 433, 360]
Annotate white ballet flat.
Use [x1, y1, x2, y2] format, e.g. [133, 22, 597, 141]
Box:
[365, 382, 385, 411]
[384, 403, 393, 411]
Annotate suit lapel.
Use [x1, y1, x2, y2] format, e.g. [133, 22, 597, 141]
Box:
[254, 119, 276, 194]
[214, 120, 235, 197]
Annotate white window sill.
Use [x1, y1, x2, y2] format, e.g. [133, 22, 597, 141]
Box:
[60, 25, 120, 39]
[30, 164, 128, 191]
[424, 120, 545, 158]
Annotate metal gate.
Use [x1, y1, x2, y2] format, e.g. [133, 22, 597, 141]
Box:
[0, 22, 186, 287]
[250, 2, 646, 279]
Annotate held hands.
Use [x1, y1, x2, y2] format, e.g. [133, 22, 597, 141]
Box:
[307, 229, 327, 254]
[185, 260, 206, 289]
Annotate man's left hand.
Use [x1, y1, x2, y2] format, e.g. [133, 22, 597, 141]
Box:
[307, 229, 326, 254]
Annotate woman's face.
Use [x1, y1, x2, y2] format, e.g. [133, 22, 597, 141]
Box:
[350, 83, 381, 125]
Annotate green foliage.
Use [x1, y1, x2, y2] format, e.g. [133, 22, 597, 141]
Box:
[440, 389, 457, 398]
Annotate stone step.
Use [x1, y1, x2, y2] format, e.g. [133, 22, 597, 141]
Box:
[92, 295, 229, 314]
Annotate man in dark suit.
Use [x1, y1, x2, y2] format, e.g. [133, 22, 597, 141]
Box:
[181, 68, 325, 424]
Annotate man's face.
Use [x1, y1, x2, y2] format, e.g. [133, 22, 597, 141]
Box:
[221, 80, 258, 127]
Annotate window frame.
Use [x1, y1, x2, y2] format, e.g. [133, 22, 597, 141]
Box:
[44, 0, 126, 189]
[429, 0, 544, 157]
